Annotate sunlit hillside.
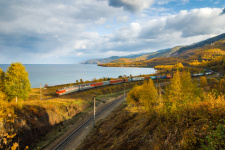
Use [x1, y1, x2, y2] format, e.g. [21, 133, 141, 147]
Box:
[78, 71, 225, 150]
[98, 34, 225, 69]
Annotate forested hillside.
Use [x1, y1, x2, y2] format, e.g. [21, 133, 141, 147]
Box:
[176, 33, 225, 54]
[98, 33, 225, 71]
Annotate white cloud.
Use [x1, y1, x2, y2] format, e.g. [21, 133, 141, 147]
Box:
[117, 15, 128, 22]
[157, 0, 173, 5]
[113, 23, 141, 41]
[101, 7, 225, 54]
[73, 41, 87, 50]
[165, 8, 225, 37]
[95, 17, 107, 24]
[77, 52, 84, 56]
[0, 0, 124, 63]
[0, 0, 225, 64]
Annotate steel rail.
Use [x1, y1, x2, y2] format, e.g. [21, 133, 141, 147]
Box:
[53, 96, 125, 150]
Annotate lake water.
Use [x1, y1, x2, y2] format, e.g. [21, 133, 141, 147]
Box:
[0, 64, 155, 88]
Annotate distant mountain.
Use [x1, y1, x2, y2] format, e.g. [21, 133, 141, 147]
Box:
[81, 48, 179, 64]
[106, 47, 182, 64]
[175, 33, 225, 55]
[82, 33, 225, 65]
[81, 56, 120, 64]
[81, 53, 153, 64]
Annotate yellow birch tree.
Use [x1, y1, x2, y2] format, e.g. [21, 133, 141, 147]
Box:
[4, 62, 31, 101]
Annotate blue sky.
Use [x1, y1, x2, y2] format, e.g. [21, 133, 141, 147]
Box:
[0, 0, 225, 64]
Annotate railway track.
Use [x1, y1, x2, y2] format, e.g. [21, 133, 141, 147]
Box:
[53, 96, 125, 150]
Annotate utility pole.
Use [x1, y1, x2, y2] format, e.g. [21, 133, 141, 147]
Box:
[40, 83, 42, 100]
[93, 97, 96, 127]
[124, 82, 125, 101]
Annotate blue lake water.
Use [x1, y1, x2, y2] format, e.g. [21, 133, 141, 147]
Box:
[0, 64, 155, 88]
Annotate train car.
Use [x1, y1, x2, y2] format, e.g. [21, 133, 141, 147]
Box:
[79, 84, 94, 90]
[166, 75, 173, 78]
[56, 85, 80, 96]
[132, 77, 140, 81]
[103, 81, 110, 85]
[124, 79, 129, 82]
[191, 74, 198, 77]
[150, 76, 157, 80]
[110, 80, 118, 84]
[144, 77, 150, 80]
[132, 77, 138, 81]
[56, 89, 66, 95]
[94, 82, 103, 87]
[161, 75, 167, 79]
[56, 69, 215, 96]
[133, 77, 145, 81]
[139, 77, 145, 80]
[156, 76, 167, 79]
[117, 79, 124, 84]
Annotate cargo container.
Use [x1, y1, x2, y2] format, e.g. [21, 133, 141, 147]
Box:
[139, 77, 145, 80]
[132, 78, 139, 81]
[161, 76, 167, 79]
[166, 75, 173, 78]
[124, 79, 129, 82]
[80, 84, 93, 90]
[133, 77, 145, 81]
[128, 78, 132, 82]
[156, 76, 167, 79]
[103, 81, 110, 85]
[191, 74, 198, 77]
[94, 82, 103, 87]
[110, 80, 118, 84]
[150, 76, 156, 80]
[144, 77, 150, 80]
[117, 79, 124, 83]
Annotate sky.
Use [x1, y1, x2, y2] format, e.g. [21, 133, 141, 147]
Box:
[0, 0, 225, 64]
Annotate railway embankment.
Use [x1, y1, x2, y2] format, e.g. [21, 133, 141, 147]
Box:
[10, 80, 143, 149]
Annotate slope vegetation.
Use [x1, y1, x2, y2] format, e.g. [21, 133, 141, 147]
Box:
[78, 72, 225, 150]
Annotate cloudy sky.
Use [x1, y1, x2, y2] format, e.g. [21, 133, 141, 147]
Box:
[0, 0, 225, 64]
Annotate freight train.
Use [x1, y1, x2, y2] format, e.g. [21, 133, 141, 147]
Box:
[56, 70, 214, 96]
